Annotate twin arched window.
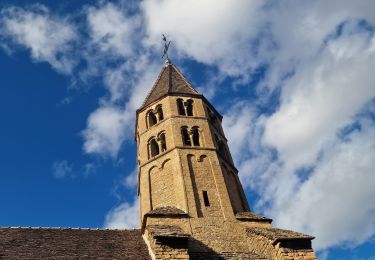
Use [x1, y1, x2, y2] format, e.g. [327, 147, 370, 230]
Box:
[181, 126, 200, 146]
[148, 132, 167, 159]
[177, 98, 194, 116]
[147, 105, 164, 128]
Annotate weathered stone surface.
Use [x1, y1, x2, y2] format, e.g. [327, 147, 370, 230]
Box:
[235, 212, 272, 223]
[0, 227, 151, 259]
[147, 224, 190, 238]
[146, 207, 189, 218]
[247, 227, 314, 244]
[137, 62, 317, 259]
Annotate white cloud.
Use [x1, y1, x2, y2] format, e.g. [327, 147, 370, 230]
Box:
[221, 19, 375, 251]
[258, 0, 375, 93]
[141, 0, 265, 80]
[275, 118, 375, 250]
[121, 168, 138, 190]
[86, 2, 139, 58]
[79, 1, 162, 158]
[82, 105, 133, 157]
[81, 55, 160, 158]
[0, 5, 77, 74]
[104, 197, 139, 229]
[52, 160, 73, 179]
[264, 23, 375, 169]
[223, 102, 258, 163]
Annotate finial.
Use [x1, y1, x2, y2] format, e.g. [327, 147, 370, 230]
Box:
[162, 34, 171, 65]
[164, 58, 172, 66]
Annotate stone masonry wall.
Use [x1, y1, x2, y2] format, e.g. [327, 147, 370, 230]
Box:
[246, 233, 317, 260]
[137, 90, 317, 259]
[145, 230, 189, 260]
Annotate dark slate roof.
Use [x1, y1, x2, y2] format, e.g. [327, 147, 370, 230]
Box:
[246, 227, 314, 244]
[147, 224, 190, 239]
[235, 212, 273, 223]
[140, 63, 200, 109]
[0, 227, 151, 259]
[145, 206, 189, 217]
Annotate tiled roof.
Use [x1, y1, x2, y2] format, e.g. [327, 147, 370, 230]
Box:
[140, 63, 200, 109]
[0, 227, 151, 259]
[147, 224, 190, 239]
[145, 206, 189, 217]
[235, 212, 273, 223]
[246, 227, 314, 244]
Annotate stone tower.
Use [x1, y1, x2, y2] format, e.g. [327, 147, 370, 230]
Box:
[136, 60, 317, 259]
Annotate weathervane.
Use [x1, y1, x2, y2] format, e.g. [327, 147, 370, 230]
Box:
[162, 34, 171, 61]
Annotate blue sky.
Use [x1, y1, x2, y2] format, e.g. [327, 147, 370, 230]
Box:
[0, 0, 375, 259]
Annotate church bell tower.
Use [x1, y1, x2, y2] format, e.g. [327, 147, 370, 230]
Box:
[136, 59, 250, 223]
[135, 59, 316, 259]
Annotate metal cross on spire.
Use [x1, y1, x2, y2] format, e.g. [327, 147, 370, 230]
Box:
[162, 34, 171, 63]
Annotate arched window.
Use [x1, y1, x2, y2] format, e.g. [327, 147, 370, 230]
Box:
[177, 98, 186, 116]
[149, 138, 160, 158]
[148, 111, 157, 127]
[192, 126, 200, 146]
[186, 99, 194, 116]
[156, 105, 164, 121]
[181, 127, 191, 146]
[159, 133, 167, 152]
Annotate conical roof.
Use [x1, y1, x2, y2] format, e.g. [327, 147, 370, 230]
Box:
[140, 63, 200, 110]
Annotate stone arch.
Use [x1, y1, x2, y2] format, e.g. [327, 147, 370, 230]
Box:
[156, 104, 164, 121]
[191, 126, 200, 146]
[198, 154, 207, 162]
[158, 131, 167, 152]
[176, 98, 186, 116]
[187, 154, 203, 218]
[149, 160, 175, 209]
[148, 138, 159, 158]
[147, 110, 157, 128]
[181, 126, 191, 146]
[161, 158, 171, 169]
[186, 99, 194, 116]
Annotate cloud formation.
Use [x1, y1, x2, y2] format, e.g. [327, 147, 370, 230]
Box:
[104, 198, 139, 229]
[264, 20, 375, 169]
[0, 5, 77, 74]
[52, 160, 73, 179]
[1, 0, 375, 253]
[82, 105, 132, 158]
